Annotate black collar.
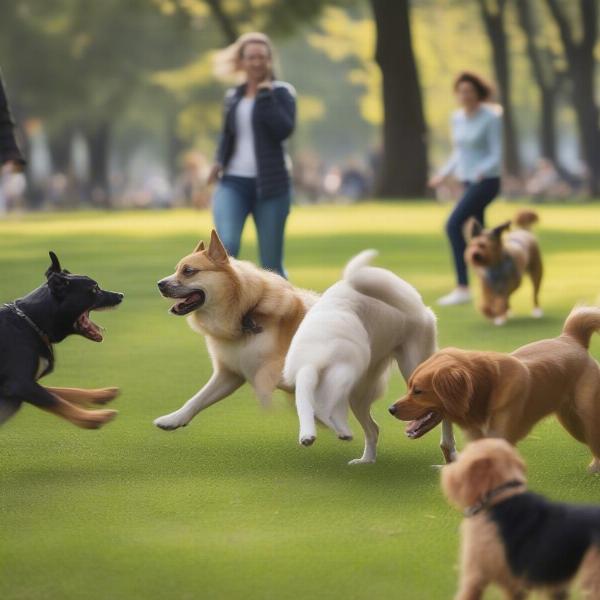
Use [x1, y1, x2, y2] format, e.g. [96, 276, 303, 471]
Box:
[4, 302, 55, 372]
[464, 480, 526, 517]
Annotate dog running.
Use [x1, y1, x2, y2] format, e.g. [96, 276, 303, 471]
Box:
[154, 230, 318, 431]
[464, 210, 542, 325]
[442, 439, 600, 599]
[284, 250, 456, 464]
[389, 306, 600, 472]
[0, 252, 123, 427]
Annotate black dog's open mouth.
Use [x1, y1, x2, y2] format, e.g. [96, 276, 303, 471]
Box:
[406, 410, 443, 439]
[74, 310, 104, 342]
[170, 290, 205, 316]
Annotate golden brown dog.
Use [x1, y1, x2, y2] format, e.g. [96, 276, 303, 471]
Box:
[465, 210, 543, 325]
[389, 306, 600, 472]
[442, 439, 600, 599]
[153, 230, 318, 430]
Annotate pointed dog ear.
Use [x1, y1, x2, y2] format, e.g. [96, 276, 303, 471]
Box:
[491, 221, 511, 238]
[193, 240, 206, 253]
[432, 366, 473, 419]
[464, 218, 483, 241]
[207, 229, 229, 264]
[45, 251, 62, 279]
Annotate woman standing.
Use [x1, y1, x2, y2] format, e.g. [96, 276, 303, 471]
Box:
[208, 32, 295, 277]
[430, 71, 503, 306]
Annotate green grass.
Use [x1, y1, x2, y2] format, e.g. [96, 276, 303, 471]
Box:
[0, 201, 599, 600]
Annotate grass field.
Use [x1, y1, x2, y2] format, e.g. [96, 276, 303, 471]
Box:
[1, 201, 599, 600]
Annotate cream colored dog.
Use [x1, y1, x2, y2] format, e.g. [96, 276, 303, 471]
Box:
[284, 250, 456, 464]
[153, 230, 317, 430]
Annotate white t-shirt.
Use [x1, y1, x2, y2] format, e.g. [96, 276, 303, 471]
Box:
[225, 97, 257, 177]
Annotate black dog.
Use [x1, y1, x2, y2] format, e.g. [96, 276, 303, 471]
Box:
[0, 252, 123, 427]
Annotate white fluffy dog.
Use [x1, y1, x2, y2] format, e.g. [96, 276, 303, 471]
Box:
[283, 250, 456, 464]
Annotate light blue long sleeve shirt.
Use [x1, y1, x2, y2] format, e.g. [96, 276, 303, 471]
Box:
[438, 105, 503, 182]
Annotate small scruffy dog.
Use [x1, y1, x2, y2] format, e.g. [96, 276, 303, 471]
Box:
[442, 438, 600, 599]
[464, 210, 542, 325]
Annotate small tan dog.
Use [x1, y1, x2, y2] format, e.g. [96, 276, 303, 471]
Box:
[442, 439, 600, 599]
[154, 230, 317, 430]
[389, 306, 600, 472]
[465, 210, 542, 325]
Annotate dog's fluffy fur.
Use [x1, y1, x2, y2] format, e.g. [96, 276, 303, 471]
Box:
[153, 230, 318, 430]
[465, 210, 543, 325]
[283, 250, 456, 464]
[390, 306, 600, 472]
[442, 439, 600, 599]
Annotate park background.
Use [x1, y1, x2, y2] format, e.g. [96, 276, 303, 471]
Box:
[1, 2, 600, 600]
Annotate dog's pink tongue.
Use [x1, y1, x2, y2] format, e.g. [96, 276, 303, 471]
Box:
[183, 292, 203, 305]
[78, 313, 103, 342]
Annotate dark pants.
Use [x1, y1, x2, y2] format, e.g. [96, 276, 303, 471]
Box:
[445, 177, 501, 286]
[213, 175, 291, 277]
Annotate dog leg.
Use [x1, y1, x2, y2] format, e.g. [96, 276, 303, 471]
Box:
[3, 381, 116, 428]
[348, 392, 379, 465]
[330, 401, 353, 441]
[153, 369, 244, 430]
[528, 244, 543, 316]
[0, 398, 22, 425]
[295, 366, 318, 446]
[252, 362, 283, 408]
[319, 364, 356, 440]
[440, 419, 457, 463]
[44, 386, 119, 406]
[454, 579, 485, 600]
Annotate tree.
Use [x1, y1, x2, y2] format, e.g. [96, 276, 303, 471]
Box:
[515, 0, 565, 167]
[370, 0, 428, 197]
[545, 0, 600, 195]
[477, 0, 521, 177]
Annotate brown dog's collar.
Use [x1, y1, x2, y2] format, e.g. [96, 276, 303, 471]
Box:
[464, 480, 526, 517]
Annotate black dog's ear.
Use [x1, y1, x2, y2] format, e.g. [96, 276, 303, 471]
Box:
[464, 218, 483, 241]
[47, 272, 70, 298]
[46, 251, 62, 279]
[491, 221, 511, 238]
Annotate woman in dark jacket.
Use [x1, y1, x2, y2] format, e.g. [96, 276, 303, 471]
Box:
[208, 32, 295, 277]
[0, 69, 25, 171]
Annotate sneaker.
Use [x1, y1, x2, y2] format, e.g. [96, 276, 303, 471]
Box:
[436, 288, 472, 306]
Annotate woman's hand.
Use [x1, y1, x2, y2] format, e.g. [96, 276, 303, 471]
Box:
[207, 164, 222, 185]
[428, 173, 445, 189]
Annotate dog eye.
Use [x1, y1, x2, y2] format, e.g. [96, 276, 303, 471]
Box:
[182, 266, 199, 276]
[412, 388, 423, 395]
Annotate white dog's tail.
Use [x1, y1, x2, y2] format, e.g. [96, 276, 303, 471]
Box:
[562, 306, 600, 349]
[343, 249, 378, 280]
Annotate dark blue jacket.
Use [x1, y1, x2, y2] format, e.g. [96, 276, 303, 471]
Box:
[0, 71, 25, 166]
[215, 81, 296, 200]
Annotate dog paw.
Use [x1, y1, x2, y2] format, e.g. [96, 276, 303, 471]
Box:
[348, 457, 375, 465]
[78, 409, 117, 429]
[153, 412, 189, 430]
[588, 459, 600, 474]
[338, 434, 353, 441]
[93, 387, 120, 404]
[493, 316, 507, 326]
[300, 435, 316, 447]
[532, 307, 543, 319]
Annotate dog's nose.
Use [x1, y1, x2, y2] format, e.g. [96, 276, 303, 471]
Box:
[157, 280, 167, 292]
[117, 293, 124, 300]
[388, 405, 397, 415]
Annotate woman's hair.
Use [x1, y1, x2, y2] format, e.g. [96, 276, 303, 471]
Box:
[453, 71, 494, 101]
[213, 32, 276, 81]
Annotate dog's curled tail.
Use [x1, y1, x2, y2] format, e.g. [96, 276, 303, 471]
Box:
[514, 210, 539, 230]
[562, 306, 600, 349]
[343, 249, 378, 280]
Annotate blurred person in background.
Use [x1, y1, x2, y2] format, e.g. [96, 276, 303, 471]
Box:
[207, 32, 296, 277]
[429, 71, 503, 306]
[0, 69, 26, 214]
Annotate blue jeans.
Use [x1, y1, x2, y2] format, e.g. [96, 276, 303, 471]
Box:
[212, 175, 291, 277]
[445, 177, 500, 286]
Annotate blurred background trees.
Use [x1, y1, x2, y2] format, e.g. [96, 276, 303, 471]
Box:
[0, 0, 597, 206]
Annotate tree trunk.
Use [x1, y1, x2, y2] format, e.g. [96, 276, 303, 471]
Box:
[370, 0, 428, 198]
[478, 0, 521, 177]
[87, 121, 111, 208]
[546, 0, 600, 196]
